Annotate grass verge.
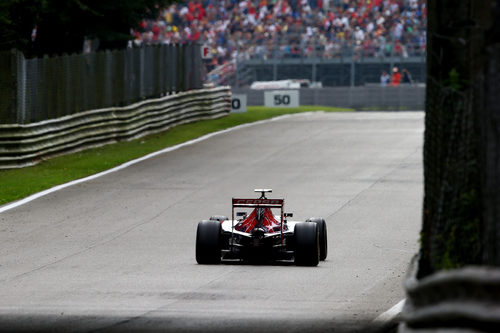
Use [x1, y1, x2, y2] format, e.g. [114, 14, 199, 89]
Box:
[0, 106, 351, 206]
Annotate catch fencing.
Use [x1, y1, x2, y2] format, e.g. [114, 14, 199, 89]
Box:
[206, 36, 426, 88]
[0, 44, 203, 125]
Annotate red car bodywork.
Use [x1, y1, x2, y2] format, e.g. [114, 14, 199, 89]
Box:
[234, 208, 283, 233]
[232, 197, 286, 242]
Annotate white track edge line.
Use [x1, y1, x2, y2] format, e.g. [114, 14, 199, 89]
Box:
[372, 298, 405, 324]
[0, 113, 311, 214]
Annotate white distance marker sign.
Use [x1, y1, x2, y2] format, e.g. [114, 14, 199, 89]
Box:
[264, 90, 299, 108]
[231, 94, 247, 113]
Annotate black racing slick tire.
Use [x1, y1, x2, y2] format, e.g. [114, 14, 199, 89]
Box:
[196, 220, 222, 264]
[209, 215, 229, 222]
[294, 222, 319, 266]
[306, 218, 328, 261]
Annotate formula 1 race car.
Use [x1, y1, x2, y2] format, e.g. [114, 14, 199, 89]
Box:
[196, 189, 327, 266]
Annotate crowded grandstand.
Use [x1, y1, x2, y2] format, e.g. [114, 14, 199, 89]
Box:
[132, 0, 426, 84]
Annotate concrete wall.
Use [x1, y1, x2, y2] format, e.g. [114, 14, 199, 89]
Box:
[232, 86, 425, 110]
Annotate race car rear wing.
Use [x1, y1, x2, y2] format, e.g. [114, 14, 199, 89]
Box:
[232, 198, 284, 208]
[231, 197, 285, 243]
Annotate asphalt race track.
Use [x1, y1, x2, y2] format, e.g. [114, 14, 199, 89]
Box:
[0, 112, 424, 332]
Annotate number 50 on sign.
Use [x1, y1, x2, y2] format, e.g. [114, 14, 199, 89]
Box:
[231, 94, 247, 113]
[264, 90, 300, 108]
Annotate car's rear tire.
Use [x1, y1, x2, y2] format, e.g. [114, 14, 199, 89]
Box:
[306, 218, 328, 261]
[209, 215, 229, 222]
[196, 220, 222, 264]
[294, 222, 319, 266]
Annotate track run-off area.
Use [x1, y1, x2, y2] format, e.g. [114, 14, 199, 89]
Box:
[0, 111, 423, 332]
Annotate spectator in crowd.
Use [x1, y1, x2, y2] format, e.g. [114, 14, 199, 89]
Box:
[401, 68, 413, 85]
[132, 0, 427, 75]
[391, 66, 401, 86]
[380, 70, 390, 86]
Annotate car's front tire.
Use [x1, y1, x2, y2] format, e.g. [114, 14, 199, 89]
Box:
[196, 220, 222, 264]
[306, 218, 328, 260]
[294, 222, 319, 266]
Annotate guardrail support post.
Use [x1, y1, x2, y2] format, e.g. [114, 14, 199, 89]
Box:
[15, 50, 27, 124]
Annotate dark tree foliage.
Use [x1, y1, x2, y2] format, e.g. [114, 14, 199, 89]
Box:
[419, 0, 500, 278]
[0, 0, 39, 52]
[0, 0, 169, 57]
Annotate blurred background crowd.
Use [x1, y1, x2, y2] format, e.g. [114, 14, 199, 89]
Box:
[132, 0, 426, 73]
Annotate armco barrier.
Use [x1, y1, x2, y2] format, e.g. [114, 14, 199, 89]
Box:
[0, 87, 231, 169]
[399, 257, 500, 333]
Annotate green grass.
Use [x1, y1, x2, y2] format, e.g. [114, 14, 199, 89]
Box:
[0, 106, 351, 205]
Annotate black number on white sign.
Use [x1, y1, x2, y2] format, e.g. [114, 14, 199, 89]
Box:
[232, 98, 241, 110]
[274, 94, 291, 105]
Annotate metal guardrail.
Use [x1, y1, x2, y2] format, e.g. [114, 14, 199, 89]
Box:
[399, 256, 500, 332]
[0, 87, 231, 169]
